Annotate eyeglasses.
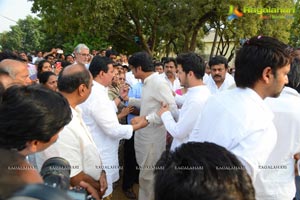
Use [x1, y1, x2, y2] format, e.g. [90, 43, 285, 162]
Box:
[119, 78, 126, 81]
[78, 53, 90, 57]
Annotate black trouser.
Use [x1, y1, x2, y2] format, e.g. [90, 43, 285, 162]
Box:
[122, 132, 139, 190]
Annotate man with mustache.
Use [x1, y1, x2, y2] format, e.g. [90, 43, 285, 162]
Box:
[161, 57, 181, 92]
[205, 55, 235, 94]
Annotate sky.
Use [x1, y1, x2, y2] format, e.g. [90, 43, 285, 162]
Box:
[0, 0, 36, 33]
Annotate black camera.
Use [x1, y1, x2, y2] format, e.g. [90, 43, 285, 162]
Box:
[40, 157, 95, 200]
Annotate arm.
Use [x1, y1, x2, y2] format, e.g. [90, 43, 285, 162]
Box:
[159, 100, 205, 139]
[70, 171, 100, 191]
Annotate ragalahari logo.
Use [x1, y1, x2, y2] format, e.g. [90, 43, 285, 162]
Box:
[227, 5, 243, 21]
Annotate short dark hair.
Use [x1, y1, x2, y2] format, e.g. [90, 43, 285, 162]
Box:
[176, 52, 205, 79]
[0, 85, 72, 151]
[163, 57, 177, 68]
[155, 142, 255, 200]
[209, 55, 228, 69]
[39, 71, 56, 85]
[58, 64, 91, 93]
[0, 50, 25, 62]
[128, 51, 154, 72]
[234, 36, 292, 88]
[105, 49, 118, 58]
[287, 57, 300, 92]
[89, 55, 114, 78]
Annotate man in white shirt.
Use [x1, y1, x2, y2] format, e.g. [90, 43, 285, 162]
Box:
[79, 56, 146, 198]
[189, 36, 292, 182]
[73, 43, 90, 68]
[128, 52, 178, 200]
[158, 52, 211, 151]
[35, 63, 107, 198]
[254, 57, 300, 200]
[161, 57, 181, 92]
[204, 55, 235, 94]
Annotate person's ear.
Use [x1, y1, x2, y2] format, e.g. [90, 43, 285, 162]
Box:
[78, 84, 86, 97]
[25, 140, 39, 153]
[262, 66, 274, 84]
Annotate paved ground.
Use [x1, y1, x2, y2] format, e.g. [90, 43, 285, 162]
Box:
[112, 181, 139, 200]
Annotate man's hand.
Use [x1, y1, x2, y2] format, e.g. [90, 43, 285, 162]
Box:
[118, 106, 134, 119]
[131, 116, 149, 130]
[79, 181, 100, 200]
[119, 84, 129, 101]
[157, 102, 169, 117]
[99, 170, 108, 198]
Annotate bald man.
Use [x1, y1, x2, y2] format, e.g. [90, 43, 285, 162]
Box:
[0, 59, 31, 85]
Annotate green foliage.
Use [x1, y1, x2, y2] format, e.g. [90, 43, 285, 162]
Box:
[290, 0, 300, 47]
[1, 0, 296, 59]
[0, 16, 45, 52]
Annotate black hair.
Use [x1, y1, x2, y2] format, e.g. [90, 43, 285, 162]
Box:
[163, 57, 177, 68]
[155, 142, 255, 200]
[89, 56, 114, 78]
[176, 52, 205, 79]
[105, 49, 118, 58]
[209, 55, 228, 69]
[37, 60, 52, 79]
[128, 51, 154, 72]
[38, 71, 57, 85]
[58, 64, 91, 93]
[0, 50, 26, 62]
[287, 57, 300, 92]
[0, 85, 72, 151]
[235, 36, 292, 88]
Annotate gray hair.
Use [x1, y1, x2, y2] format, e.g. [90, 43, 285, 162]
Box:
[74, 44, 89, 54]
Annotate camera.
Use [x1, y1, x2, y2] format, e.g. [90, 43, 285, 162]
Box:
[40, 157, 95, 200]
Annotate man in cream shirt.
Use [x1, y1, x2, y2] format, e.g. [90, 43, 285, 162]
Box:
[36, 63, 107, 198]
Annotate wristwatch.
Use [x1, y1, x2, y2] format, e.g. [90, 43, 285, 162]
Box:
[145, 115, 150, 124]
[118, 95, 125, 102]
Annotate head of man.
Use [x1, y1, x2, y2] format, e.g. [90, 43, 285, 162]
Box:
[0, 68, 14, 89]
[155, 142, 255, 200]
[89, 55, 114, 87]
[209, 56, 228, 87]
[235, 36, 292, 98]
[128, 51, 154, 80]
[164, 58, 177, 79]
[0, 85, 72, 156]
[74, 44, 90, 65]
[0, 149, 43, 199]
[176, 52, 205, 88]
[105, 49, 118, 62]
[58, 63, 93, 106]
[286, 57, 300, 92]
[0, 59, 30, 85]
[154, 62, 164, 74]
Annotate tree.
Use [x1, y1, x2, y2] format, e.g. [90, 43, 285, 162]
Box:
[0, 16, 45, 52]
[290, 0, 300, 47]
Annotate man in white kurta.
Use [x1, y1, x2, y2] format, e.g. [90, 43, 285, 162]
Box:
[79, 56, 146, 198]
[35, 63, 106, 197]
[80, 80, 133, 197]
[158, 52, 211, 151]
[204, 72, 235, 94]
[128, 52, 178, 200]
[254, 86, 300, 200]
[36, 107, 103, 181]
[204, 56, 235, 94]
[189, 36, 291, 182]
[189, 87, 277, 180]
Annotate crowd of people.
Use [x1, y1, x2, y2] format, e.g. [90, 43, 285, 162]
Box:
[0, 35, 300, 200]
